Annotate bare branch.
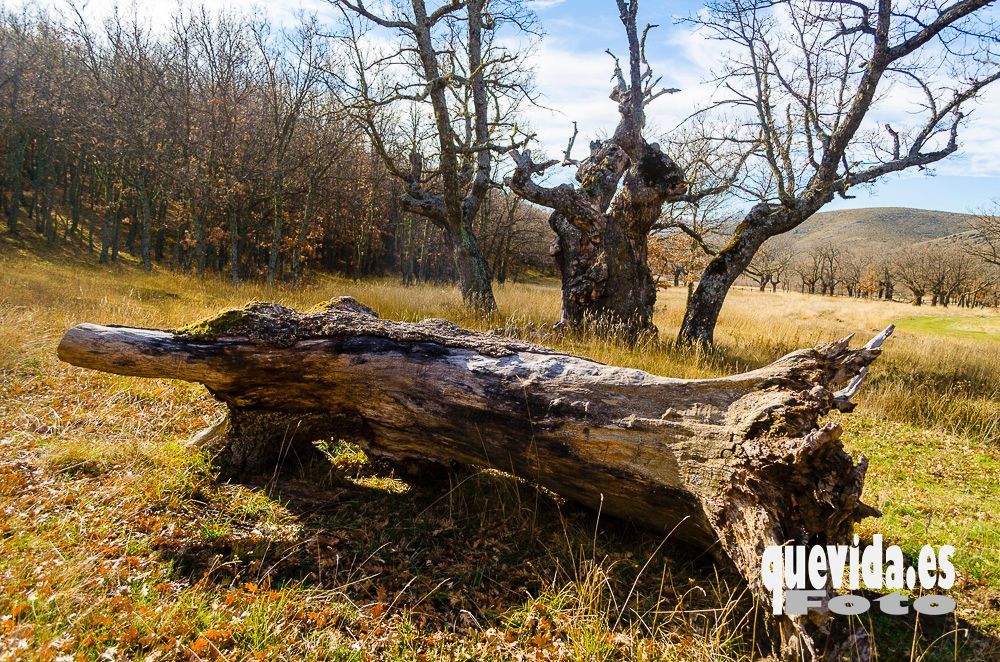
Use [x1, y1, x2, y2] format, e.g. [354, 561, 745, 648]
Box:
[606, 48, 628, 96]
[334, 0, 416, 30]
[888, 0, 995, 61]
[661, 222, 719, 256]
[884, 123, 900, 160]
[506, 149, 599, 225]
[562, 121, 579, 165]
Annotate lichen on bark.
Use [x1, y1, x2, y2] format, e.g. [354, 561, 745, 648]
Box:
[175, 308, 251, 341]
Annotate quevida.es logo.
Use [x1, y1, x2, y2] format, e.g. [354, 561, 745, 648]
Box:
[761, 535, 956, 616]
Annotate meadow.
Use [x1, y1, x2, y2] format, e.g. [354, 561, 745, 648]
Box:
[1, 236, 998, 661]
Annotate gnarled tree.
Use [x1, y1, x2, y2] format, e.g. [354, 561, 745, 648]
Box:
[507, 0, 688, 337]
[673, 0, 1000, 344]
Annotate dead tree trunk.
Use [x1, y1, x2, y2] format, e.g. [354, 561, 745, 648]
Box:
[508, 1, 688, 337]
[57, 298, 890, 660]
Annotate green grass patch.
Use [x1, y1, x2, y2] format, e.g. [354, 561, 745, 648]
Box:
[896, 315, 1000, 344]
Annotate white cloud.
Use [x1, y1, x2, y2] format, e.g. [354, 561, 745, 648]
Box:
[521, 34, 718, 161]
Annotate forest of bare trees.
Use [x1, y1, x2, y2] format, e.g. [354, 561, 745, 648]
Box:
[748, 239, 997, 307]
[0, 3, 551, 287]
[650, 227, 999, 308]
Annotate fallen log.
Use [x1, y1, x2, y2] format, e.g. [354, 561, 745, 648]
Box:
[57, 298, 891, 659]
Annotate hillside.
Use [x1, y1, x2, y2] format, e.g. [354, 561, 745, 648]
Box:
[783, 207, 977, 250]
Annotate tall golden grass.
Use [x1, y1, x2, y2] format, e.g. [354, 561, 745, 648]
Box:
[1, 243, 998, 660]
[4, 247, 994, 441]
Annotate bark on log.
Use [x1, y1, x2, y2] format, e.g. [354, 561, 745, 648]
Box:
[57, 298, 890, 660]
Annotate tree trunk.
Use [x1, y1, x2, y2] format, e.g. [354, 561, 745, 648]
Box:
[549, 209, 658, 334]
[68, 153, 84, 240]
[154, 227, 166, 262]
[99, 207, 112, 264]
[496, 230, 512, 285]
[110, 211, 122, 263]
[42, 156, 57, 244]
[509, 134, 686, 340]
[452, 226, 497, 314]
[139, 184, 153, 273]
[678, 198, 830, 346]
[267, 188, 283, 287]
[126, 211, 139, 253]
[57, 298, 889, 660]
[678, 239, 756, 345]
[4, 132, 26, 235]
[192, 199, 208, 277]
[291, 184, 312, 285]
[229, 211, 240, 285]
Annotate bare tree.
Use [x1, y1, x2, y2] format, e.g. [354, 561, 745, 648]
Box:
[649, 232, 705, 289]
[968, 201, 1000, 268]
[875, 257, 895, 301]
[793, 249, 820, 294]
[251, 18, 326, 286]
[674, 0, 1000, 344]
[508, 0, 688, 336]
[894, 252, 926, 305]
[476, 185, 551, 283]
[745, 237, 791, 291]
[838, 250, 869, 298]
[937, 246, 976, 306]
[330, 0, 538, 314]
[656, 120, 746, 299]
[894, 243, 968, 305]
[817, 245, 842, 296]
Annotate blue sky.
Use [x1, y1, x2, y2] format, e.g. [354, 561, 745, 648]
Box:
[36, 0, 1000, 214]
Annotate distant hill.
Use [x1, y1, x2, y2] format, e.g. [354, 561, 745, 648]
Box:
[782, 207, 977, 251]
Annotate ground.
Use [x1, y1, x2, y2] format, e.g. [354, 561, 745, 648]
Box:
[1, 235, 997, 661]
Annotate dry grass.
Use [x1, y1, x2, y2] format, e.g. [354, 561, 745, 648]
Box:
[1, 236, 998, 660]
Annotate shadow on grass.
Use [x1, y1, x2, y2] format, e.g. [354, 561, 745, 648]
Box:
[145, 450, 1000, 660]
[152, 451, 777, 658]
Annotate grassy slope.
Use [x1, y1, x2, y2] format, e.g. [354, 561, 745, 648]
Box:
[1, 234, 998, 661]
[784, 207, 978, 251]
